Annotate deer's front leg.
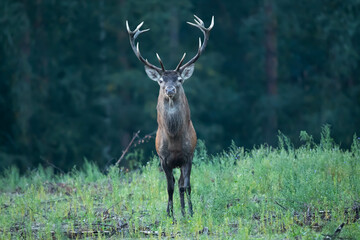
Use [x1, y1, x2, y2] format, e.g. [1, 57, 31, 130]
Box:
[180, 160, 193, 216]
[161, 160, 175, 217]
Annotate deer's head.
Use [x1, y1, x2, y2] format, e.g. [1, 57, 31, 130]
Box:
[126, 15, 214, 100]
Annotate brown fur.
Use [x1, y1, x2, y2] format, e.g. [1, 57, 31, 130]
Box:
[156, 86, 197, 168]
[155, 83, 197, 216]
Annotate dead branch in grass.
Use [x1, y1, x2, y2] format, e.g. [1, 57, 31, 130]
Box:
[115, 130, 140, 166]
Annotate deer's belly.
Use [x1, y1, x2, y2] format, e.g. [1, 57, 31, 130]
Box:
[166, 151, 186, 167]
[158, 143, 192, 168]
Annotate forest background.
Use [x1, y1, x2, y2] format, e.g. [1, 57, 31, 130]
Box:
[1, 0, 359, 172]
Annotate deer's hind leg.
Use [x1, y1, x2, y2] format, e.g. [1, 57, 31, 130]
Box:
[178, 172, 185, 216]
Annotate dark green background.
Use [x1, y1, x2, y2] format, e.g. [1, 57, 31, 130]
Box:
[1, 0, 359, 171]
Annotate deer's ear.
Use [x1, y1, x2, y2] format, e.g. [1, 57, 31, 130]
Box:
[181, 64, 194, 80]
[145, 66, 161, 81]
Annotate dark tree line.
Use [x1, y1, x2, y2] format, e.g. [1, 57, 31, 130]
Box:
[1, 0, 360, 171]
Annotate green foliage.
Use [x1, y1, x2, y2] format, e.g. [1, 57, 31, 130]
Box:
[351, 134, 360, 157]
[1, 0, 360, 171]
[0, 166, 24, 192]
[300, 130, 315, 149]
[320, 124, 334, 150]
[125, 149, 145, 170]
[1, 131, 359, 238]
[193, 139, 208, 165]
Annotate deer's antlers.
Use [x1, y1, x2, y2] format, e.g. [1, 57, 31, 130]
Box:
[126, 15, 214, 72]
[126, 21, 165, 72]
[176, 15, 214, 72]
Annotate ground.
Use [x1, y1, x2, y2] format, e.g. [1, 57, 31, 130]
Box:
[0, 130, 359, 239]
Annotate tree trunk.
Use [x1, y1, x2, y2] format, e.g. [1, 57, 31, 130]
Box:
[264, 0, 278, 145]
[12, 24, 32, 152]
[169, 7, 179, 65]
[99, 0, 107, 79]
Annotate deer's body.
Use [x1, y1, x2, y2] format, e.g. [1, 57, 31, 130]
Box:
[156, 86, 197, 162]
[126, 15, 213, 217]
[156, 85, 197, 216]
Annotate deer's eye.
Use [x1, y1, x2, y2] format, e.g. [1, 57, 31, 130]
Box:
[178, 77, 183, 83]
[159, 77, 164, 84]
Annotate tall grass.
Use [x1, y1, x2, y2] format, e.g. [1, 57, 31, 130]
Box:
[0, 127, 359, 239]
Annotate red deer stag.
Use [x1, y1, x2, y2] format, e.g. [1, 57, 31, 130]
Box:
[126, 15, 214, 217]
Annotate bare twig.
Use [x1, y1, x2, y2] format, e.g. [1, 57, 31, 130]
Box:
[115, 130, 140, 166]
[274, 200, 288, 211]
[333, 222, 345, 238]
[140, 230, 177, 237]
[323, 222, 345, 240]
[305, 205, 312, 225]
[40, 197, 74, 204]
[133, 130, 156, 147]
[40, 156, 65, 174]
[104, 130, 155, 171]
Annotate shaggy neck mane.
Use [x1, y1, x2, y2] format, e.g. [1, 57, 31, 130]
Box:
[157, 88, 189, 137]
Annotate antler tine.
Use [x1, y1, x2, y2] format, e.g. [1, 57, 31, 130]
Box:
[134, 21, 144, 32]
[193, 15, 204, 26]
[136, 42, 140, 56]
[186, 21, 201, 29]
[156, 53, 165, 71]
[186, 15, 214, 32]
[209, 16, 215, 30]
[175, 53, 187, 71]
[126, 20, 163, 72]
[177, 16, 214, 72]
[126, 20, 131, 33]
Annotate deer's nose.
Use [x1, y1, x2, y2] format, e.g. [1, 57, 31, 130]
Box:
[165, 86, 176, 96]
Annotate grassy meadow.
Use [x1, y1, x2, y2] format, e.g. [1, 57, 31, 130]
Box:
[1, 128, 359, 239]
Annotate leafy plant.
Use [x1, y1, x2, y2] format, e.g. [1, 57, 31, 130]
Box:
[1, 130, 359, 238]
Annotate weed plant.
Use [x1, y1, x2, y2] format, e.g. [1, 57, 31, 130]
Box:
[0, 127, 359, 239]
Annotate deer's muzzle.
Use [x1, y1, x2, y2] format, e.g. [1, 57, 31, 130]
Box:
[165, 86, 176, 98]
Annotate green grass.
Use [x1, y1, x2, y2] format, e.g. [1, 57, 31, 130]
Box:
[1, 128, 360, 239]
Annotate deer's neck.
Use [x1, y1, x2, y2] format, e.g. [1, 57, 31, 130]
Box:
[157, 88, 190, 137]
